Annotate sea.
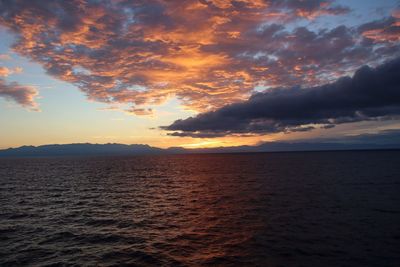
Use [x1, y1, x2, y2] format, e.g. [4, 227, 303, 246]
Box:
[0, 151, 399, 266]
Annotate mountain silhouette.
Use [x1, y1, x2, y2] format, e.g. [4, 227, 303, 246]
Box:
[1, 140, 399, 158]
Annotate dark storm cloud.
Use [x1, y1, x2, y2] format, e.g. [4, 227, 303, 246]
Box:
[163, 57, 400, 137]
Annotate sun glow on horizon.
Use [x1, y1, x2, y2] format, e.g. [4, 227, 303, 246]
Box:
[181, 140, 223, 148]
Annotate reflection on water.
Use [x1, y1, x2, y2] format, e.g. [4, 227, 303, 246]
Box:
[1, 151, 400, 266]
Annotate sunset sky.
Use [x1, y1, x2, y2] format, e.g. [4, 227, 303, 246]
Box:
[1, 0, 399, 149]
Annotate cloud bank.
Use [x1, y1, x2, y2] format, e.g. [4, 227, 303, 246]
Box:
[163, 57, 400, 137]
[0, 1, 399, 113]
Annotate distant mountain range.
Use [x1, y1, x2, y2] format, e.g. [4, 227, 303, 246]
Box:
[0, 143, 172, 157]
[1, 140, 399, 157]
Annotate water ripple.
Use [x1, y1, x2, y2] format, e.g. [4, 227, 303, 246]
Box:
[0, 151, 400, 266]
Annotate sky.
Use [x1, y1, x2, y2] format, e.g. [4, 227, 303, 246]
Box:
[0, 0, 400, 149]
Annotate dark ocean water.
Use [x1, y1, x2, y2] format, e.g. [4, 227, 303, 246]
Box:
[0, 151, 400, 267]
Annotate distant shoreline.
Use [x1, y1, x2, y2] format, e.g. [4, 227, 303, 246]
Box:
[1, 143, 400, 158]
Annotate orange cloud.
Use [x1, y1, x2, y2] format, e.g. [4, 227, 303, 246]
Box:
[0, 0, 396, 115]
[125, 107, 154, 116]
[0, 66, 23, 77]
[0, 67, 11, 77]
[360, 14, 400, 43]
[0, 79, 39, 110]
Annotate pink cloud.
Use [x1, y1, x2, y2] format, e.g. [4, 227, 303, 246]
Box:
[0, 54, 12, 60]
[125, 107, 154, 116]
[0, 79, 39, 110]
[0, 66, 23, 77]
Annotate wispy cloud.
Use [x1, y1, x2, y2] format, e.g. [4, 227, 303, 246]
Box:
[0, 64, 36, 109]
[0, 53, 12, 60]
[0, 66, 22, 77]
[0, 79, 39, 111]
[125, 107, 154, 116]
